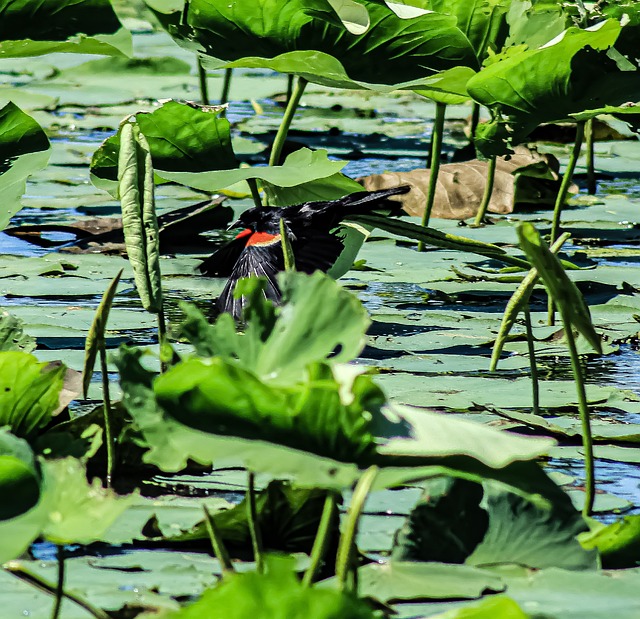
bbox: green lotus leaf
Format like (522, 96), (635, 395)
(91, 100), (238, 198)
(0, 0), (132, 58)
(467, 19), (640, 154)
(0, 102), (50, 232)
(0, 351), (65, 439)
(164, 555), (375, 618)
(466, 480), (595, 569)
(0, 311), (35, 353)
(145, 0), (478, 89)
(0, 431), (46, 563)
(179, 272), (371, 384)
(39, 458), (136, 545)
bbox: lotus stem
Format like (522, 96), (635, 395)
(560, 312), (595, 516)
(470, 102), (480, 145)
(473, 155), (497, 226)
(490, 232), (571, 371)
(548, 121), (585, 325)
(6, 561), (110, 619)
(418, 101), (446, 248)
(158, 307), (167, 374)
(50, 546), (65, 619)
(99, 342), (114, 487)
(269, 75), (307, 167)
(247, 472), (264, 574)
(286, 74), (294, 103)
(585, 118), (596, 195)
(203, 505), (235, 575)
(247, 178), (262, 208)
(524, 306), (540, 415)
(550, 121), (585, 244)
(279, 218), (296, 272)
(335, 466), (378, 594)
(197, 58), (209, 105)
(220, 68), (233, 106)
(302, 492), (338, 587)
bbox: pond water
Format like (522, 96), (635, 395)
(2, 23), (640, 604)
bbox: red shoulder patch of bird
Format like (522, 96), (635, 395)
(244, 231), (282, 247)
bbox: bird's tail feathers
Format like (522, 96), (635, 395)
(340, 185), (410, 216)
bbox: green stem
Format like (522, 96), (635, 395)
(269, 76), (307, 167)
(473, 155), (497, 226)
(302, 492), (338, 587)
(99, 342), (114, 487)
(203, 505), (235, 575)
(158, 306), (167, 373)
(279, 218), (296, 272)
(548, 121), (585, 325)
(247, 178), (262, 209)
(50, 546), (65, 619)
(286, 73), (294, 103)
(335, 466), (378, 594)
(6, 562), (110, 619)
(418, 102), (446, 248)
(197, 58), (209, 105)
(220, 68), (233, 106)
(585, 118), (596, 195)
(247, 472), (264, 574)
(550, 121), (585, 244)
(470, 102), (480, 145)
(524, 306), (540, 416)
(561, 313), (595, 516)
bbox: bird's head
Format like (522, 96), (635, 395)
(229, 207), (275, 232)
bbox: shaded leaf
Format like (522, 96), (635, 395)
(0, 0), (132, 58)
(0, 102), (50, 231)
(0, 311), (35, 353)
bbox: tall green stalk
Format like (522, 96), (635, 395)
(98, 343), (115, 485)
(335, 466), (378, 594)
(585, 118), (596, 195)
(247, 178), (262, 208)
(302, 492), (338, 587)
(197, 58), (209, 105)
(548, 121), (585, 325)
(220, 68), (233, 106)
(269, 75), (307, 167)
(247, 472), (264, 574)
(523, 306), (540, 416)
(203, 505), (235, 575)
(280, 218), (296, 272)
(470, 102), (480, 145)
(562, 317), (595, 516)
(473, 155), (497, 226)
(418, 102), (446, 249)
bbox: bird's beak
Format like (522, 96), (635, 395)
(227, 219), (241, 231)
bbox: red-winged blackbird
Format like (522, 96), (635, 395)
(199, 186), (410, 319)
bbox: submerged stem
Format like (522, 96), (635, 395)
(269, 75), (307, 167)
(418, 102), (446, 248)
(473, 155), (497, 226)
(585, 117), (596, 195)
(99, 342), (114, 487)
(197, 58), (209, 105)
(523, 307), (540, 416)
(561, 314), (595, 516)
(335, 466), (378, 594)
(302, 492), (338, 587)
(247, 472), (264, 574)
(6, 561), (110, 619)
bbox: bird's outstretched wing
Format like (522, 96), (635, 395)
(198, 234), (249, 277)
(216, 245), (283, 319)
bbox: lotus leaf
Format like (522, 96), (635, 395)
(0, 0), (132, 58)
(145, 0), (478, 89)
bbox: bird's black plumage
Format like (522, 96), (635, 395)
(199, 186), (410, 319)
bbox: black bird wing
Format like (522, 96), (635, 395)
(198, 234), (248, 277)
(216, 244), (283, 319)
